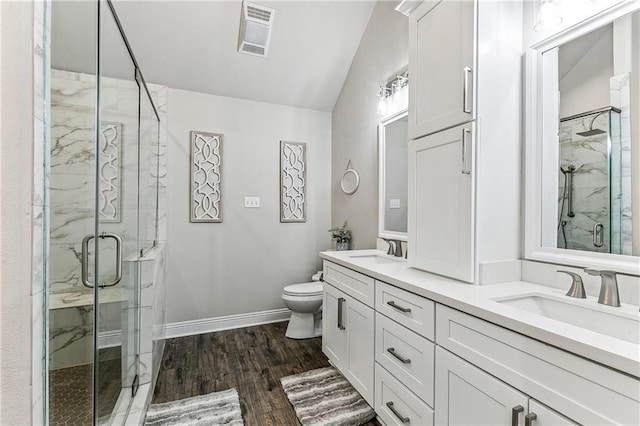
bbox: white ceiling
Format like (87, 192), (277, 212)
(52, 1), (378, 112)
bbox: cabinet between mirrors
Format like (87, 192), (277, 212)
(321, 259), (639, 425)
(407, 0), (523, 283)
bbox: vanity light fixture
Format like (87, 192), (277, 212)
(534, 0), (563, 32)
(395, 0), (422, 16)
(377, 72), (409, 116)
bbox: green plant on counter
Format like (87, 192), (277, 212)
(328, 221), (352, 243)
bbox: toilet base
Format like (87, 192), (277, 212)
(285, 311), (322, 339)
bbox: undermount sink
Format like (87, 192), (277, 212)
(348, 253), (402, 265)
(493, 293), (640, 344)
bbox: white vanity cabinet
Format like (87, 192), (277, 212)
(407, 0), (523, 283)
(435, 305), (640, 425)
(322, 264), (375, 406)
(408, 0), (474, 139)
(407, 123), (474, 282)
(435, 347), (576, 426)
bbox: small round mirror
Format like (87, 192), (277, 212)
(341, 168), (360, 195)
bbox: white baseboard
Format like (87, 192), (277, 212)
(164, 308), (292, 339)
(98, 330), (122, 349)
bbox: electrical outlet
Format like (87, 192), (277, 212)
(244, 196), (261, 208)
(389, 199), (401, 209)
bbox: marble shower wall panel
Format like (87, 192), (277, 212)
(50, 69), (140, 295)
(557, 114), (611, 253)
(610, 74), (633, 255)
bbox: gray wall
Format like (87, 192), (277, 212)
(331, 1), (408, 249)
(166, 88), (331, 323)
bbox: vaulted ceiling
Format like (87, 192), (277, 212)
(52, 1), (378, 112)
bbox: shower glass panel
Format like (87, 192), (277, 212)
(556, 108), (624, 254)
(139, 81), (161, 252)
(95, 3), (140, 422)
(48, 1), (99, 424)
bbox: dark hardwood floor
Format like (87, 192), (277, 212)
(153, 321), (380, 425)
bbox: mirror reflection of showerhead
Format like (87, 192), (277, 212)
(576, 128), (606, 137)
(576, 110), (607, 137)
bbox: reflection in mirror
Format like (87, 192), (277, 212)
(379, 110), (408, 240)
(542, 11), (639, 257)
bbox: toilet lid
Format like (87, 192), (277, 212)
(283, 281), (323, 296)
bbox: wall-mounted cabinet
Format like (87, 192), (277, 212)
(407, 0), (523, 283)
(408, 123), (474, 282)
(408, 0), (474, 139)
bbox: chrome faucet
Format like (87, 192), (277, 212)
(584, 269), (621, 307)
(382, 238), (395, 256)
(557, 270), (586, 299)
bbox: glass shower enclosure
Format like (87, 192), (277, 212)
(47, 0), (160, 423)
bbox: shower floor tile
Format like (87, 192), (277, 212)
(49, 348), (122, 425)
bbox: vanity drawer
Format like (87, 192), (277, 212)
(376, 281), (435, 340)
(436, 304), (640, 425)
(323, 261), (374, 307)
(375, 313), (435, 405)
(375, 362), (434, 426)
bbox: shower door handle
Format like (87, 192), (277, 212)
(461, 128), (471, 174)
(81, 234), (95, 288)
(81, 232), (123, 288)
(593, 223), (604, 248)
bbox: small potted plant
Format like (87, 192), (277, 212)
(329, 221), (352, 251)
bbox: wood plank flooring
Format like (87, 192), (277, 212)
(153, 321), (380, 425)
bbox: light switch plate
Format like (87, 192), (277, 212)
(389, 199), (401, 209)
(244, 196), (261, 208)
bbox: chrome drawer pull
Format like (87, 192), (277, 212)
(386, 401), (410, 423)
(387, 347), (411, 364)
(525, 412), (537, 426)
(511, 405), (524, 426)
(387, 301), (411, 313)
(337, 297), (346, 330)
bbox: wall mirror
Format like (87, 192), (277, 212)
(525, 2), (640, 275)
(378, 110), (408, 241)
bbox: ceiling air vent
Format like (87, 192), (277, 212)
(238, 1), (275, 58)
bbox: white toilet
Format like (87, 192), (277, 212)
(282, 276), (323, 339)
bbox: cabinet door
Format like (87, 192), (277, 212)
(344, 295), (375, 406)
(408, 123), (474, 282)
(409, 0), (474, 139)
(322, 284), (347, 370)
(528, 400), (578, 426)
(435, 347), (529, 426)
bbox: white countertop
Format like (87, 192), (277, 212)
(320, 249), (640, 379)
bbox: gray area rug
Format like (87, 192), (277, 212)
(144, 388), (243, 425)
(281, 367), (375, 426)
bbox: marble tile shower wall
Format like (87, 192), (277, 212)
(557, 112), (631, 255)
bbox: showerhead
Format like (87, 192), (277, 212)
(576, 110), (607, 137)
(576, 128), (606, 137)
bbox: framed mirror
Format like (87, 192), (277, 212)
(525, 2), (640, 275)
(378, 110), (408, 241)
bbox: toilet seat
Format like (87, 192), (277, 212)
(283, 281), (323, 297)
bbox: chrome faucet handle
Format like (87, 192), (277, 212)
(557, 270), (586, 299)
(584, 269), (621, 307)
(382, 238), (395, 256)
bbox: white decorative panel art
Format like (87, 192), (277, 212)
(280, 141), (306, 223)
(190, 131), (222, 223)
(99, 122), (121, 222)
